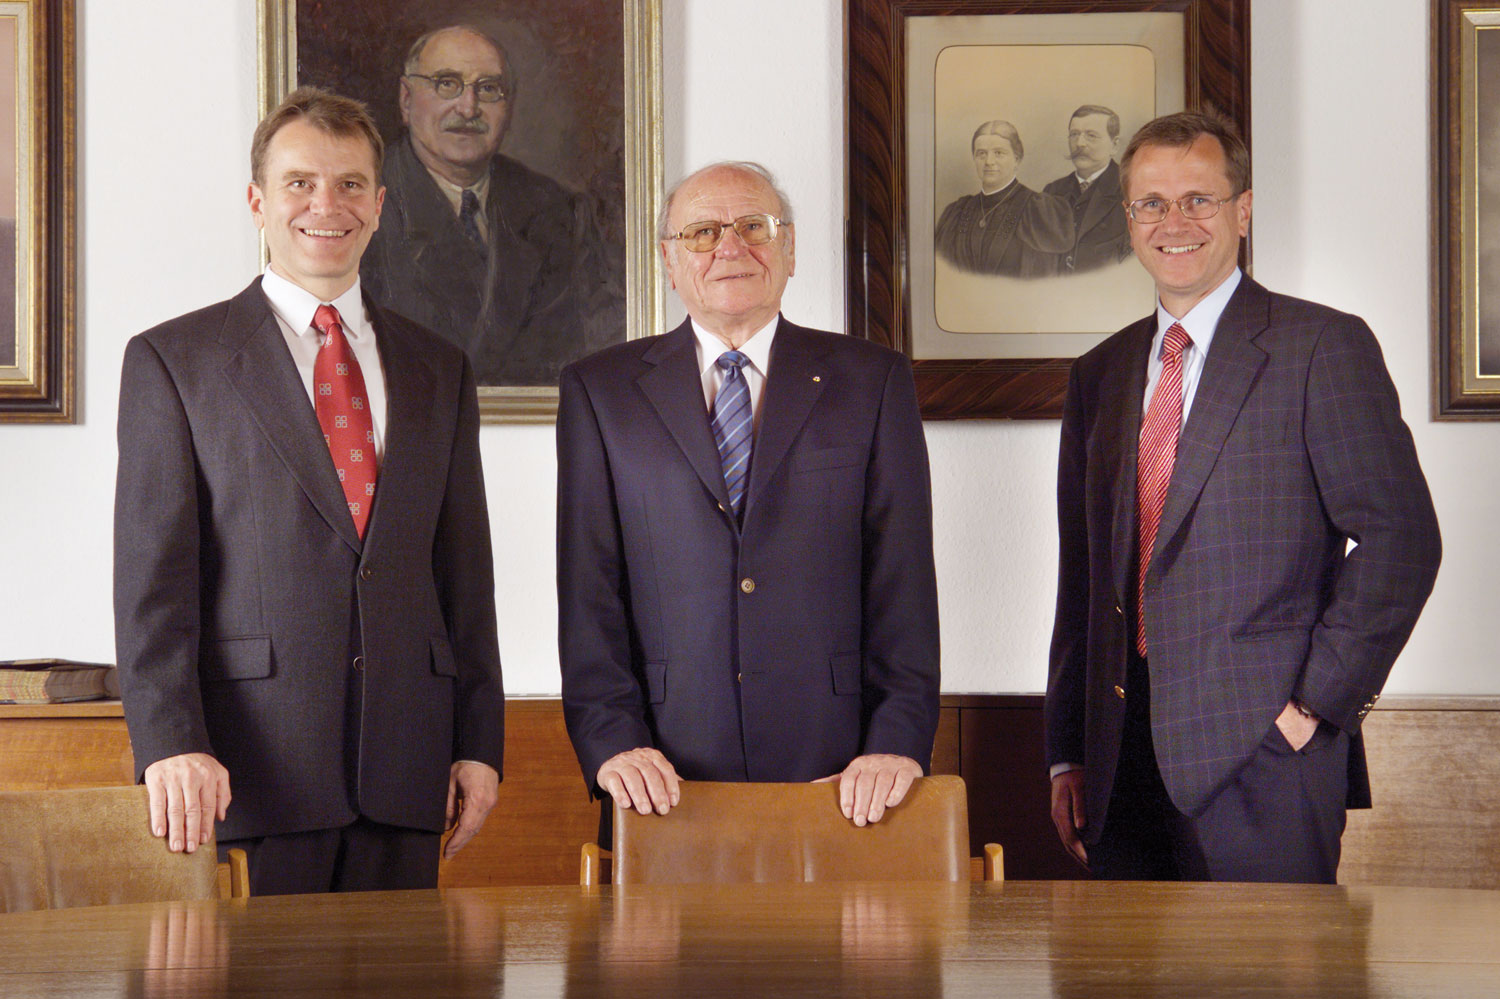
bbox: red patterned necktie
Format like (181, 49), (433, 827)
(312, 304), (378, 539)
(1135, 322), (1192, 656)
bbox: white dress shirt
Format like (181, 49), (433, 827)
(261, 268), (388, 461)
(693, 315), (778, 433)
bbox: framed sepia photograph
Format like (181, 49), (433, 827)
(847, 0), (1250, 419)
(260, 0), (662, 423)
(0, 0), (74, 423)
(1433, 0), (1500, 419)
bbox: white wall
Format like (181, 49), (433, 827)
(0, 0), (1491, 695)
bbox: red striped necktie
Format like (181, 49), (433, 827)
(1135, 322), (1192, 656)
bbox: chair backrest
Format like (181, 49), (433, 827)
(0, 785), (221, 912)
(609, 775), (972, 884)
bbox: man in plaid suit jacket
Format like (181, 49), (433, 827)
(1045, 111), (1441, 882)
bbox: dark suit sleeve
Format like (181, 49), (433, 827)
(113, 335), (214, 777)
(1294, 316), (1441, 732)
(556, 365), (655, 790)
(857, 353), (941, 767)
(431, 356), (506, 772)
(1045, 361), (1090, 768)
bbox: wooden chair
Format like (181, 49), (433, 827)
(579, 775), (1003, 885)
(0, 785), (248, 912)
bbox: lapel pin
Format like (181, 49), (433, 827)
(812, 375), (821, 382)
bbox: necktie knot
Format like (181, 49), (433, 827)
(1162, 322), (1192, 360)
(1077, 179), (1091, 194)
(313, 304), (343, 339)
(716, 350), (749, 373)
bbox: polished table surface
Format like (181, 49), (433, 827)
(2, 879), (1498, 997)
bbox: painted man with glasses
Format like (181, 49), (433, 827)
(557, 162), (940, 829)
(1046, 110), (1440, 882)
(362, 24), (615, 385)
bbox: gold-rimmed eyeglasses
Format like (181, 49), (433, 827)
(1124, 194), (1239, 224)
(404, 73), (510, 103)
(667, 214), (789, 253)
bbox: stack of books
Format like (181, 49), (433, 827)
(0, 659), (119, 704)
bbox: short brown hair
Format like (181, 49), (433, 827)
(250, 86), (384, 187)
(1119, 109), (1249, 198)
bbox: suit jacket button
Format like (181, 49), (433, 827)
(1113, 685), (1126, 699)
(1114, 605), (1123, 616)
(740, 578), (755, 594)
(352, 656), (365, 672)
(360, 566), (374, 580)
(718, 502), (727, 513)
(737, 672), (742, 684)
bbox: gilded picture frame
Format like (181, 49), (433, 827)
(259, 0), (662, 424)
(0, 0), (75, 423)
(846, 0), (1250, 420)
(1433, 0), (1500, 418)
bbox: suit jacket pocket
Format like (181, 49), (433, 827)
(792, 445), (866, 472)
(830, 652), (861, 695)
(430, 637), (458, 677)
(644, 661), (666, 704)
(201, 636), (272, 682)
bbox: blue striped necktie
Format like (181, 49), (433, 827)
(711, 350), (753, 518)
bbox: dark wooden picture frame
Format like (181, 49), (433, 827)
(1433, 1), (1500, 419)
(259, 0), (661, 424)
(847, 0), (1250, 420)
(0, 0), (75, 423)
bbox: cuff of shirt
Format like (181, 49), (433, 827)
(1049, 762), (1082, 780)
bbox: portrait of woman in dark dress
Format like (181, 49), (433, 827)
(935, 120), (1074, 278)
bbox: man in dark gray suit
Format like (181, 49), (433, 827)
(114, 88), (504, 894)
(1045, 111), (1440, 882)
(557, 162), (939, 828)
(1042, 105), (1132, 273)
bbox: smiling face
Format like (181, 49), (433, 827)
(972, 134), (1018, 192)
(1125, 134), (1251, 317)
(1067, 113), (1118, 177)
(399, 27), (511, 187)
(660, 166), (796, 346)
(248, 118), (384, 301)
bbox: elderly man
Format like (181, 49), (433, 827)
(557, 161), (940, 827)
(114, 87), (504, 895)
(1046, 110), (1440, 882)
(361, 24), (616, 385)
(1043, 104), (1133, 273)
(935, 119), (1073, 277)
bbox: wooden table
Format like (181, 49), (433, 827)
(2, 880), (1497, 997)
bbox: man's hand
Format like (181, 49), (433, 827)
(1049, 769), (1088, 868)
(444, 761), (500, 859)
(597, 747), (681, 816)
(820, 754), (922, 827)
(143, 753), (231, 854)
(1275, 700), (1320, 751)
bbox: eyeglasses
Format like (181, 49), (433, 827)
(1124, 194), (1239, 224)
(405, 73), (510, 103)
(667, 214), (789, 253)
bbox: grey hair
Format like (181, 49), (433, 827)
(656, 161), (795, 241)
(403, 24), (511, 79)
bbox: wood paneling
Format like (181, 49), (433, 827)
(6, 695), (1498, 888)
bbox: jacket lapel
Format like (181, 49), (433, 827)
(1077, 161), (1122, 236)
(1154, 278), (1270, 560)
(219, 279), (363, 554)
(360, 301), (437, 552)
(744, 319), (827, 522)
(1107, 318), (1153, 608)
(638, 321), (735, 514)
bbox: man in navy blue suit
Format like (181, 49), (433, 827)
(1046, 111), (1440, 882)
(557, 162), (939, 826)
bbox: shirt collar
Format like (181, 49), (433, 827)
(979, 177), (1018, 197)
(692, 314), (779, 379)
(1076, 162), (1110, 185)
(424, 165), (490, 216)
(1154, 268), (1242, 357)
(261, 267), (371, 341)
